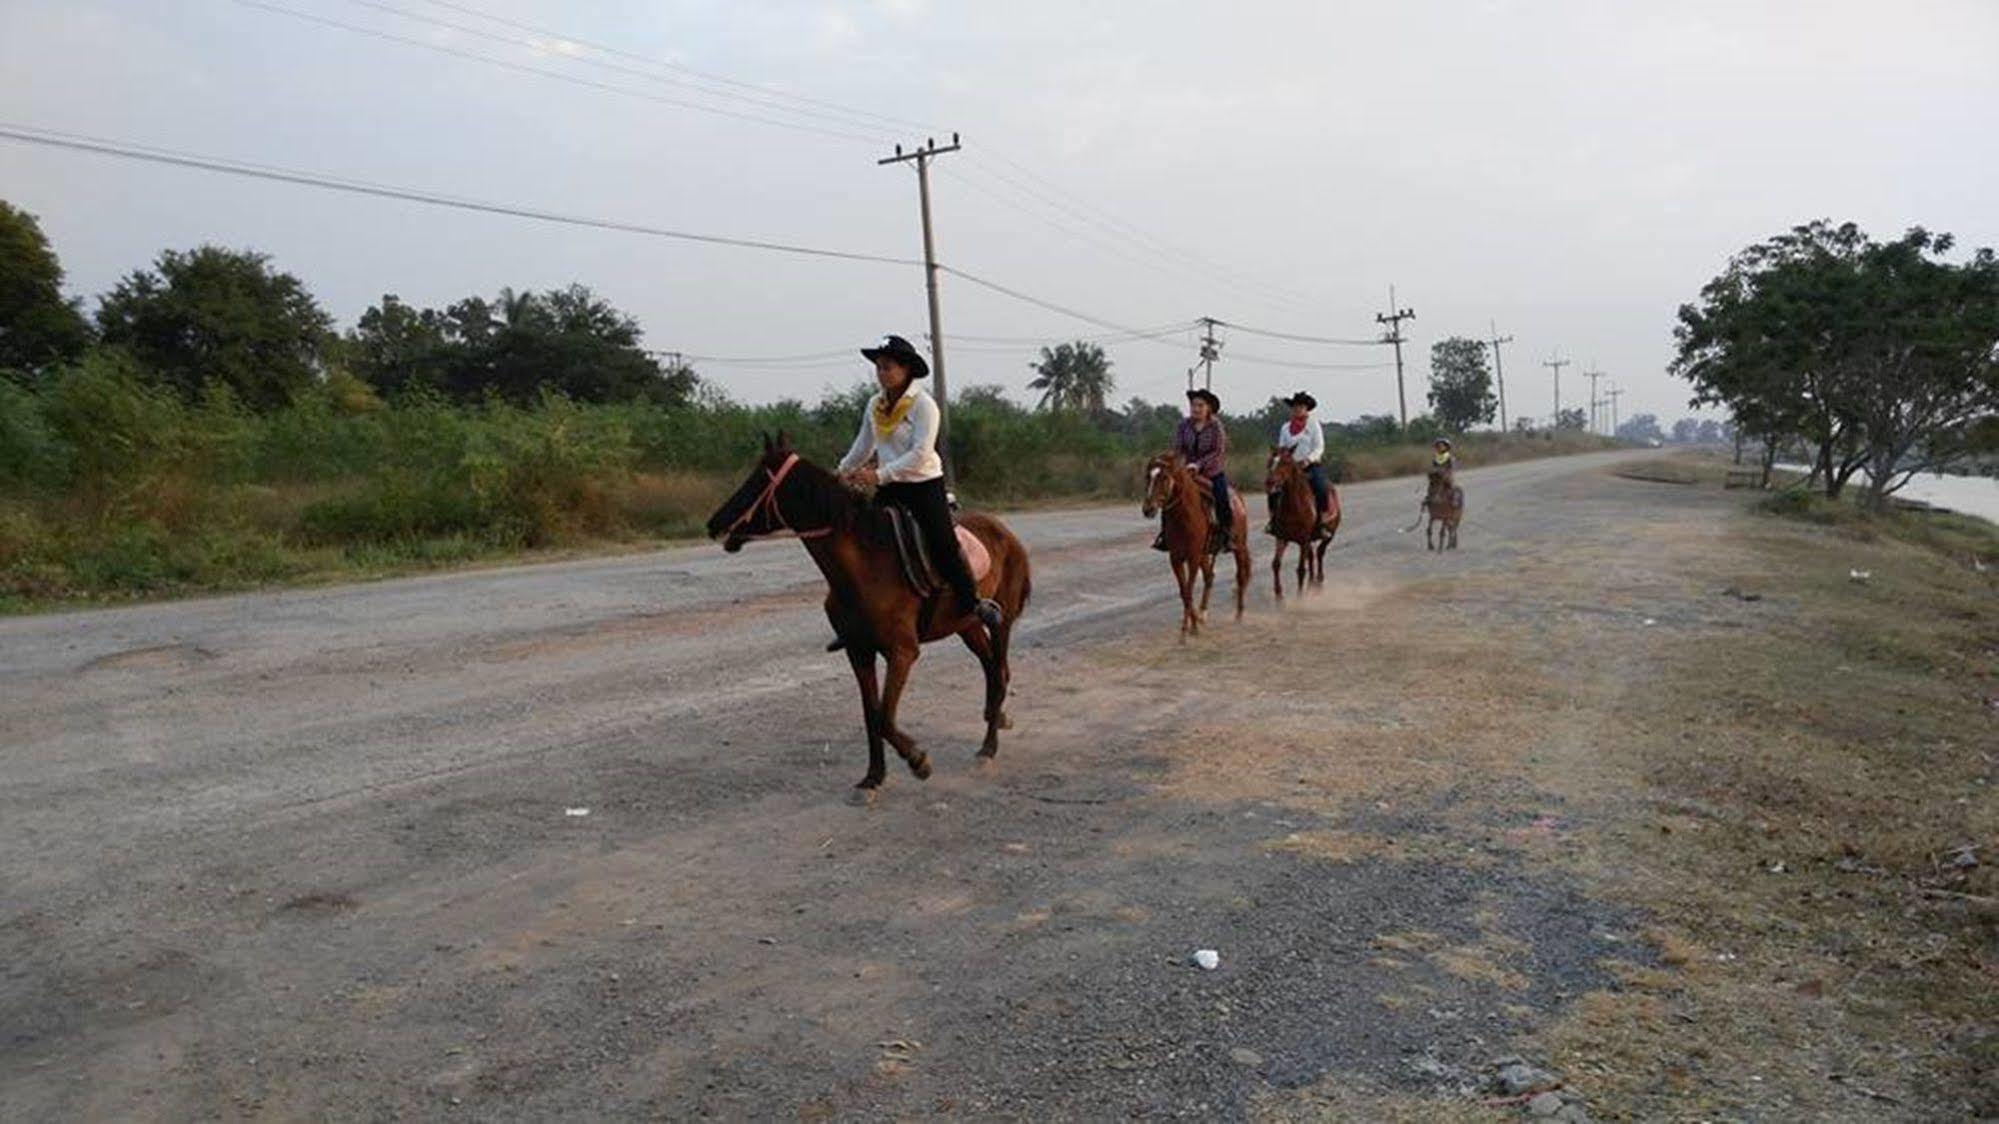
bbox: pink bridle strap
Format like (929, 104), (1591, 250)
(728, 453), (831, 541)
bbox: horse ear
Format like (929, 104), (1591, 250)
(760, 431), (773, 453)
(775, 429), (791, 451)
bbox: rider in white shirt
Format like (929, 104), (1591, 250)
(1268, 391), (1331, 534)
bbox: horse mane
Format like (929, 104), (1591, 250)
(776, 451), (897, 539)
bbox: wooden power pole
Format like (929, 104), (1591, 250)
(1583, 367), (1604, 435)
(1542, 355), (1570, 427)
(1376, 287), (1416, 429)
(879, 133), (962, 490)
(1606, 386), (1625, 437)
(1197, 317), (1222, 390)
(1486, 321), (1513, 433)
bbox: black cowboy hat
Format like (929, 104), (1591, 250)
(1186, 387), (1221, 412)
(860, 333), (929, 378)
(1285, 391), (1317, 410)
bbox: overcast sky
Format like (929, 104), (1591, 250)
(4, 0), (1995, 426)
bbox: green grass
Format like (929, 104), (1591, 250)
(0, 360), (1617, 610)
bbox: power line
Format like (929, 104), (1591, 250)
(1209, 318), (1386, 347)
(333, 0), (1332, 323)
(408, 0), (940, 134)
(229, 0), (883, 144)
(1226, 350), (1398, 372)
(0, 123), (923, 267)
(337, 0), (901, 140)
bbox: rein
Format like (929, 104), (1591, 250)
(729, 453), (833, 541)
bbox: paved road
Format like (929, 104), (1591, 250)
(0, 450), (1649, 1120)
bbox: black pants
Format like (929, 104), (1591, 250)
(877, 477), (980, 606)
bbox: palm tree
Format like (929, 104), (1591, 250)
(1028, 341), (1115, 413)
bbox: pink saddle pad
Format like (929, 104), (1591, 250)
(956, 526), (992, 584)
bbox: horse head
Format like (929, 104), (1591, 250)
(1265, 445), (1300, 496)
(707, 431), (799, 552)
(1141, 452), (1185, 519)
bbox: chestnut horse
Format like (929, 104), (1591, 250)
(1264, 446), (1340, 598)
(705, 434), (1032, 792)
(1423, 468), (1464, 550)
(1142, 452), (1250, 637)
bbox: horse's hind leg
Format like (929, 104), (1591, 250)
(1234, 546), (1250, 620)
(960, 625), (1005, 759)
(845, 647), (888, 789)
(878, 644), (930, 779)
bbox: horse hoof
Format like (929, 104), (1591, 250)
(847, 785), (880, 806)
(909, 754), (932, 780)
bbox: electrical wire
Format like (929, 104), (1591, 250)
(337, 0), (901, 141)
(1210, 318), (1387, 347)
(0, 123), (923, 267)
(229, 0), (884, 144)
(409, 0), (941, 134)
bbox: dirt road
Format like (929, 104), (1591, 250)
(3, 450), (1986, 1120)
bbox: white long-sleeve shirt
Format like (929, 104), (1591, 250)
(838, 386), (945, 484)
(1275, 415), (1325, 465)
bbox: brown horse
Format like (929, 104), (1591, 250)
(1423, 468), (1464, 550)
(705, 434), (1032, 792)
(1142, 452), (1250, 637)
(1263, 446), (1340, 598)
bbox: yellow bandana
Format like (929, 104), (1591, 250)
(872, 392), (916, 439)
(1432, 451), (1454, 467)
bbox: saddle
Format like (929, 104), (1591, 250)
(881, 505), (992, 598)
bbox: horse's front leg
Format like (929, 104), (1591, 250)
(877, 642), (929, 779)
(1173, 556), (1198, 638)
(845, 646), (888, 789)
(1270, 539), (1287, 601)
(1197, 554), (1216, 617)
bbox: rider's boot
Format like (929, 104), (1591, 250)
(974, 597), (1004, 629)
(1151, 530), (1169, 551)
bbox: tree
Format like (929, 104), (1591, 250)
(1696, 418), (1725, 443)
(1670, 418), (1702, 443)
(1616, 413), (1664, 443)
(348, 285), (685, 405)
(1512, 416), (1538, 435)
(1426, 336), (1496, 431)
(1674, 220), (1999, 506)
(1027, 341), (1114, 413)
(96, 246), (332, 410)
(1556, 407), (1587, 430)
(0, 200), (92, 376)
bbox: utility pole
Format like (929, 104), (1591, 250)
(879, 133), (962, 490)
(1582, 367), (1604, 435)
(1542, 355), (1570, 428)
(1376, 286), (1416, 429)
(1606, 386), (1625, 437)
(1197, 317), (1222, 390)
(1486, 320), (1513, 433)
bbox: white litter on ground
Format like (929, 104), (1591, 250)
(564, 807), (591, 817)
(1192, 949), (1220, 970)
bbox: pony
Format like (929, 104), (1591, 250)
(1423, 468), (1464, 550)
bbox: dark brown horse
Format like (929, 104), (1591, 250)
(1423, 468), (1464, 550)
(1142, 452), (1249, 638)
(706, 434), (1031, 792)
(1263, 446), (1340, 598)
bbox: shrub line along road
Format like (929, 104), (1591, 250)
(2, 450), (1654, 1119)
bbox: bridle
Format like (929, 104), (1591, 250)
(1145, 461), (1186, 512)
(725, 453), (832, 542)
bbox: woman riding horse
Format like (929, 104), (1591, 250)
(838, 334), (1004, 631)
(1267, 390), (1331, 537)
(1154, 387), (1234, 554)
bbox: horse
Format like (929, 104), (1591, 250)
(1423, 468), (1464, 551)
(1141, 452), (1250, 638)
(705, 434), (1032, 793)
(1264, 447), (1339, 598)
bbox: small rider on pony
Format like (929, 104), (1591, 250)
(1267, 390), (1332, 537)
(1154, 386), (1236, 554)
